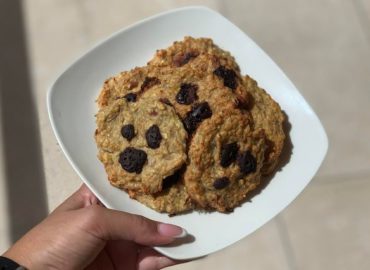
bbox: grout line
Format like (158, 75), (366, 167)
(274, 216), (299, 270)
(351, 0), (370, 46)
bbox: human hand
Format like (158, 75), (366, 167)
(3, 184), (186, 270)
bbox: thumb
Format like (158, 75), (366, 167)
(83, 205), (186, 246)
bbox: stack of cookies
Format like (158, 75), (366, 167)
(95, 37), (285, 215)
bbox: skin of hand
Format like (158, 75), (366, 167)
(2, 184), (187, 270)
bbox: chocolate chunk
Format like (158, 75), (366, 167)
(173, 51), (199, 67)
(183, 102), (212, 133)
(119, 147), (147, 173)
(237, 151), (257, 175)
(220, 142), (239, 167)
(140, 76), (160, 92)
(145, 125), (162, 149)
(121, 124), (135, 141)
(213, 177), (230, 190)
(213, 66), (238, 90)
(124, 93), (137, 102)
(176, 83), (198, 105)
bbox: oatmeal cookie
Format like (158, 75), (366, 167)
(97, 53), (248, 113)
(148, 36), (240, 72)
(95, 97), (187, 194)
(97, 53), (249, 134)
(128, 168), (193, 215)
(184, 108), (266, 212)
(242, 75), (285, 175)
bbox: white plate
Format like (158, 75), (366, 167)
(47, 6), (328, 260)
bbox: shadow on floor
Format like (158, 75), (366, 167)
(0, 0), (48, 243)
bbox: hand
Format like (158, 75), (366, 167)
(3, 185), (186, 270)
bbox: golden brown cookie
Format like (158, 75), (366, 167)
(95, 36), (286, 215)
(242, 75), (285, 175)
(97, 53), (249, 134)
(147, 37), (249, 107)
(97, 53), (248, 112)
(95, 97), (187, 194)
(128, 169), (193, 215)
(97, 65), (163, 108)
(184, 108), (266, 212)
(148, 36), (240, 72)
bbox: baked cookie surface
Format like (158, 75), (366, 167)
(97, 52), (250, 133)
(95, 97), (187, 194)
(242, 75), (285, 175)
(128, 169), (193, 215)
(148, 36), (240, 72)
(184, 108), (266, 212)
(97, 41), (249, 115)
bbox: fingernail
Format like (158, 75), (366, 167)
(158, 223), (187, 238)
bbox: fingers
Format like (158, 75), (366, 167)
(137, 248), (180, 270)
(84, 206), (186, 246)
(53, 184), (99, 213)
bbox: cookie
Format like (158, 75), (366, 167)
(184, 108), (266, 212)
(97, 65), (162, 108)
(128, 168), (193, 215)
(148, 36), (240, 72)
(97, 53), (249, 134)
(147, 37), (249, 108)
(95, 36), (286, 215)
(98, 53), (248, 109)
(95, 97), (187, 194)
(141, 54), (246, 133)
(242, 75), (285, 175)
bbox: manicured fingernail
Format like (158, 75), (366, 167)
(158, 223), (187, 238)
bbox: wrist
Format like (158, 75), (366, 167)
(3, 248), (32, 270)
(0, 255), (27, 270)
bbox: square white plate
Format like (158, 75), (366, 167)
(47, 6), (328, 260)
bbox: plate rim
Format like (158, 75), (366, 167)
(47, 5), (329, 260)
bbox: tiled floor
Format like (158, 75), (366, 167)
(0, 0), (369, 269)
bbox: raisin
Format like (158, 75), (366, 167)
(183, 116), (197, 133)
(173, 51), (199, 67)
(140, 76), (160, 92)
(119, 147), (147, 173)
(220, 142), (239, 167)
(128, 80), (138, 89)
(176, 83), (198, 105)
(149, 110), (158, 116)
(124, 93), (137, 102)
(237, 151), (257, 175)
(213, 177), (230, 189)
(213, 66), (238, 90)
(183, 102), (212, 133)
(234, 95), (249, 109)
(121, 124), (135, 141)
(145, 125), (162, 149)
(191, 102), (212, 121)
(159, 98), (172, 106)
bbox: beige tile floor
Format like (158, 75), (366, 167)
(0, 0), (369, 269)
